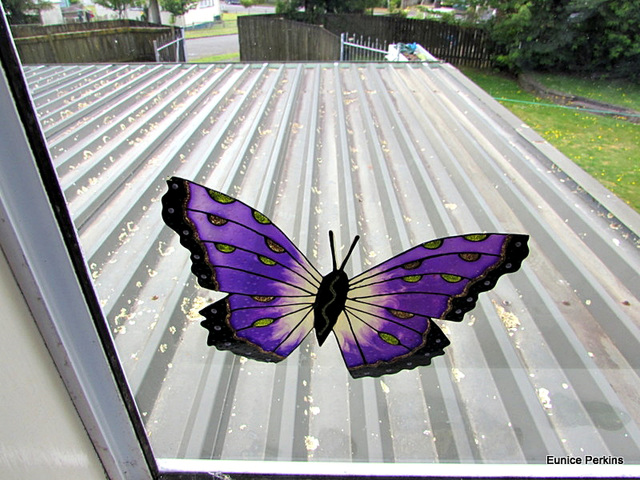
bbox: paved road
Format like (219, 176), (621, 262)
(185, 6), (275, 61)
(186, 34), (239, 61)
(221, 4), (274, 14)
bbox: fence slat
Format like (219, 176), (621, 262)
(239, 16), (341, 62)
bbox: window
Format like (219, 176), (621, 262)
(2, 7), (639, 479)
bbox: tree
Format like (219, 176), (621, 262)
(479, 0), (640, 79)
(276, 0), (381, 19)
(568, 0), (640, 79)
(2, 0), (53, 24)
(275, 0), (300, 16)
(240, 0), (256, 11)
(160, 0), (198, 23)
(94, 0), (137, 18)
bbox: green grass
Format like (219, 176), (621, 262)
(462, 68), (640, 212)
(192, 52), (240, 62)
(529, 72), (640, 111)
(185, 12), (240, 38)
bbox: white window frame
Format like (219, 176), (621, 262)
(0, 12), (155, 480)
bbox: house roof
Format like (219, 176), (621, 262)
(24, 61), (640, 469)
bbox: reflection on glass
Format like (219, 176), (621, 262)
(24, 62), (640, 469)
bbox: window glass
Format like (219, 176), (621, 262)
(11, 18), (640, 476)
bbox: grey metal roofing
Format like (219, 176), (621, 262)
(24, 62), (640, 468)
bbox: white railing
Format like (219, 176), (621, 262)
(340, 33), (391, 61)
(340, 33), (439, 62)
(386, 42), (440, 62)
(154, 29), (186, 62)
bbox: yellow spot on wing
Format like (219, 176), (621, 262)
(403, 274), (422, 283)
(216, 243), (235, 253)
(252, 318), (275, 327)
(441, 274), (463, 283)
(209, 190), (235, 204)
(379, 332), (400, 345)
(423, 239), (442, 249)
(464, 234), (488, 242)
(259, 255), (277, 266)
(252, 210), (271, 224)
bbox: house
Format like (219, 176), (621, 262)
(34, 0), (222, 26)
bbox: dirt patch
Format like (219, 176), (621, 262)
(518, 73), (640, 124)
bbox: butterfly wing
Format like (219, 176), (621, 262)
(162, 177), (321, 362)
(337, 234), (529, 378)
(198, 294), (315, 362)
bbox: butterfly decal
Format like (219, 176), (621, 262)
(162, 177), (529, 378)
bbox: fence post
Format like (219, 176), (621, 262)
(340, 32), (345, 61)
(153, 39), (160, 62)
(177, 27), (185, 62)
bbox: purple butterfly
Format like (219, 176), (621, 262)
(162, 177), (529, 378)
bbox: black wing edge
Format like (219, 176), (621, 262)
(443, 234), (529, 322)
(347, 322), (450, 379)
(199, 297), (285, 363)
(161, 177), (219, 291)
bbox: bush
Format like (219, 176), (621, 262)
(487, 0), (640, 80)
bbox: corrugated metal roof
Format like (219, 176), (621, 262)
(24, 62), (640, 467)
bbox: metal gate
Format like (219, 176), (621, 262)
(340, 33), (399, 61)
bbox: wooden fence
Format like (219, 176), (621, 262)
(323, 14), (494, 68)
(239, 14), (495, 68)
(12, 20), (181, 64)
(239, 16), (340, 62)
(10, 19), (155, 37)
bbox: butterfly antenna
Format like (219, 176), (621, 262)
(329, 230), (338, 272)
(339, 235), (360, 271)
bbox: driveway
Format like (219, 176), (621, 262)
(186, 34), (239, 61)
(185, 5), (275, 61)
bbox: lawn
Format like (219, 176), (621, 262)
(192, 52), (240, 62)
(462, 68), (640, 213)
